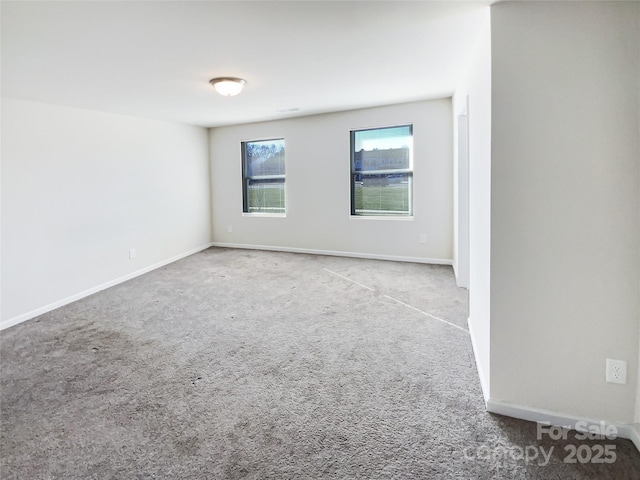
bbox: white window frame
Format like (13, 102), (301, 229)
(350, 125), (414, 218)
(241, 138), (286, 216)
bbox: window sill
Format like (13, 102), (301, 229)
(242, 212), (287, 218)
(349, 215), (414, 221)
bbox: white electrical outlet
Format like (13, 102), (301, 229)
(129, 248), (137, 259)
(605, 359), (627, 384)
(419, 234), (427, 244)
(227, 226), (233, 233)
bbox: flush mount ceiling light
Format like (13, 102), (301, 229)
(209, 77), (247, 96)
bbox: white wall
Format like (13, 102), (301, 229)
(453, 10), (492, 400)
(1, 99), (212, 327)
(490, 1), (639, 424)
(636, 91), (640, 442)
(452, 108), (469, 289)
(210, 100), (453, 262)
(636, 333), (640, 434)
(636, 274), (640, 439)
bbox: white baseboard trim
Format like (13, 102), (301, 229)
(210, 242), (453, 266)
(0, 242), (214, 331)
(467, 316), (490, 404)
(487, 398), (639, 451)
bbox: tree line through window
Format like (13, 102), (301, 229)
(241, 139), (286, 214)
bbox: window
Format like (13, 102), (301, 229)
(350, 125), (413, 216)
(241, 138), (286, 214)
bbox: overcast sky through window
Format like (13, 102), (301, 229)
(355, 126), (411, 151)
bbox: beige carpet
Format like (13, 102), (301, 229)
(1, 247), (639, 479)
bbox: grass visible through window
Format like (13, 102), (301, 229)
(247, 183), (285, 213)
(354, 178), (410, 215)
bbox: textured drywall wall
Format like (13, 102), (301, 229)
(209, 99), (453, 262)
(1, 99), (212, 325)
(453, 8), (492, 399)
(490, 1), (640, 423)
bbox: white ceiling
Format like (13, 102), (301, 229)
(1, 1), (490, 127)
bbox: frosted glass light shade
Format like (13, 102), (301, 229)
(210, 77), (247, 96)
